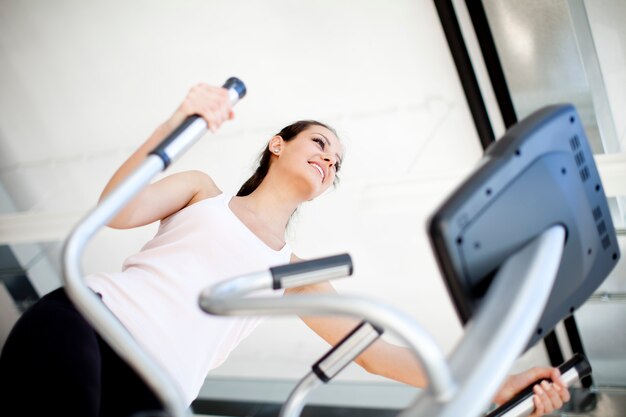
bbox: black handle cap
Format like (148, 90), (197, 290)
(223, 77), (246, 100)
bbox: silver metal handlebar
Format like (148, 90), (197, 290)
(198, 254), (459, 402)
(62, 78), (246, 417)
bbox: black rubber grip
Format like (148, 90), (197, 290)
(270, 253), (353, 290)
(485, 353), (591, 417)
(223, 76), (247, 100)
(149, 115), (201, 168)
(312, 361), (332, 383)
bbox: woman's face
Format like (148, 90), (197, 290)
(273, 125), (343, 200)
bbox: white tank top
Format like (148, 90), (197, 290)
(86, 192), (291, 404)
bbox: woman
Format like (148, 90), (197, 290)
(0, 83), (569, 417)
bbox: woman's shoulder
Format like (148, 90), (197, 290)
(185, 170), (222, 205)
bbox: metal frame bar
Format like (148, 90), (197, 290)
(200, 226), (565, 417)
(62, 155), (188, 416)
(402, 226), (565, 417)
(62, 79), (244, 417)
(200, 281), (457, 402)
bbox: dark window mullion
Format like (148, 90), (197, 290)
(434, 0), (496, 149)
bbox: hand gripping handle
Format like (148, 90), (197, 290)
(149, 77), (246, 168)
(485, 354), (591, 417)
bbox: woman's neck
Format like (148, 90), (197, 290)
(235, 180), (303, 235)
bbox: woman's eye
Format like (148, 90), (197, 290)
(313, 137), (325, 149)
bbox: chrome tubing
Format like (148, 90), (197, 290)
(279, 321), (382, 417)
(62, 78), (246, 417)
(401, 226), (566, 417)
(200, 226), (564, 417)
(279, 372), (322, 417)
(199, 259), (458, 402)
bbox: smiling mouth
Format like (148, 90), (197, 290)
(309, 163), (325, 182)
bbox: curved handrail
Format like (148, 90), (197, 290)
(62, 78), (245, 417)
(198, 256), (458, 402)
(199, 226), (565, 417)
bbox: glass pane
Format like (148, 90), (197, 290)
(483, 0), (603, 152)
(483, 0), (626, 224)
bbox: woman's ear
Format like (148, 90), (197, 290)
(268, 135), (283, 155)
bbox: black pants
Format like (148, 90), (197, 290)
(0, 288), (163, 417)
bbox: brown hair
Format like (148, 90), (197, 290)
(237, 120), (340, 196)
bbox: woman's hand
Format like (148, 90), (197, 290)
(165, 83), (234, 134)
(494, 367), (570, 416)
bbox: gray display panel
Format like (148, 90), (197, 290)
(428, 104), (620, 348)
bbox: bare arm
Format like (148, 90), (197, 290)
(284, 281), (428, 388)
(100, 84), (233, 229)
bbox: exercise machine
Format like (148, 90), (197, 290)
(198, 104), (620, 417)
(63, 78), (619, 416)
